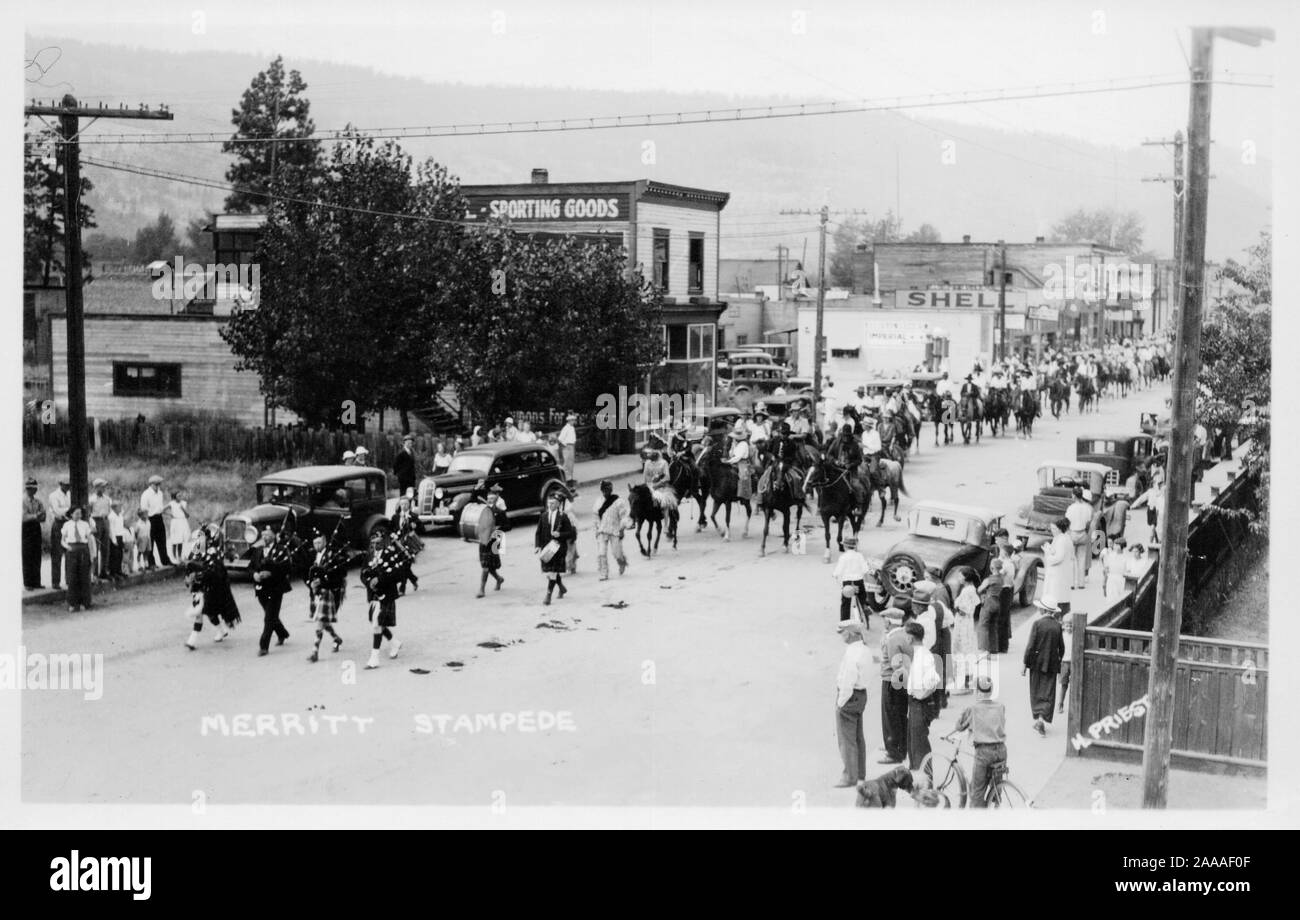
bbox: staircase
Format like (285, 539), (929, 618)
(409, 387), (465, 436)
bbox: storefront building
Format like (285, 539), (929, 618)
(460, 170), (730, 405)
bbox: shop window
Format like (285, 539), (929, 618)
(665, 325), (688, 360)
(113, 362), (182, 398)
(831, 348), (860, 359)
(688, 234), (704, 294)
(736, 334), (748, 346)
(653, 229), (670, 291)
(687, 323), (715, 360)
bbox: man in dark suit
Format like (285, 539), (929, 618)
(1023, 597), (1066, 735)
(535, 492), (576, 606)
(250, 523), (294, 656)
(393, 435), (418, 498)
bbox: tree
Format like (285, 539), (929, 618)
(829, 212), (941, 290)
(1050, 208), (1145, 256)
(828, 218), (865, 288)
(84, 233), (132, 264)
(24, 125), (96, 285)
(903, 223), (942, 243)
(221, 133), (465, 429)
(1197, 231), (1270, 532)
(222, 56), (322, 213)
(435, 225), (664, 424)
(183, 213), (215, 261)
(131, 212), (179, 264)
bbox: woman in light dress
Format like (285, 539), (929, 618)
(167, 489), (192, 564)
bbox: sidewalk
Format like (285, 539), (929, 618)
(1033, 756), (1266, 809)
(571, 454), (643, 491)
(23, 558), (184, 608)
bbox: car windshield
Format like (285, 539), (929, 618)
(1038, 467), (1104, 491)
(911, 509), (983, 544)
(258, 483), (311, 506)
(447, 454), (494, 475)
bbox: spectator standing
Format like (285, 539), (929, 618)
(433, 441), (452, 474)
(904, 620), (942, 769)
(89, 479), (113, 578)
(951, 568), (980, 694)
(131, 510), (152, 573)
(470, 426), (484, 447)
(61, 506), (94, 611)
(1065, 488), (1094, 588)
(167, 490), (192, 563)
(558, 413), (578, 484)
(1042, 517), (1073, 613)
(393, 434), (418, 497)
(878, 608), (914, 764)
(834, 619), (871, 787)
(140, 475), (170, 567)
(22, 477), (46, 589)
(48, 479), (71, 589)
(1101, 537), (1128, 599)
(1022, 597), (1066, 736)
(831, 534), (871, 623)
(503, 418), (519, 441)
(107, 501), (128, 581)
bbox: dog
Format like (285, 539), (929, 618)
(855, 765), (915, 808)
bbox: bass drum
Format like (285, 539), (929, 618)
(458, 502), (496, 545)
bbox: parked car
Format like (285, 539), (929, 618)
(415, 442), (572, 531)
(1012, 460), (1109, 554)
(1076, 434), (1154, 499)
(222, 465), (392, 570)
(866, 500), (1038, 609)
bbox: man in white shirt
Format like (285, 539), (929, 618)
(821, 381), (841, 429)
(832, 534), (872, 623)
(557, 413), (578, 484)
(861, 416), (883, 461)
(935, 373), (953, 399)
(904, 620), (942, 769)
(1065, 488), (1095, 588)
(48, 479), (71, 589)
(834, 619), (871, 786)
(139, 477), (169, 567)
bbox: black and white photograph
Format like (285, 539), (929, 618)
(5, 0), (1298, 841)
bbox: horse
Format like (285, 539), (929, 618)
(877, 414), (910, 467)
(1049, 377), (1071, 419)
(930, 392), (958, 445)
(958, 391), (983, 445)
(668, 452), (707, 532)
(756, 460), (806, 556)
(1076, 374), (1097, 414)
(700, 440), (752, 541)
(1014, 388), (1040, 439)
(628, 483), (678, 556)
(983, 387), (1008, 437)
(860, 456), (908, 526)
(804, 458), (863, 561)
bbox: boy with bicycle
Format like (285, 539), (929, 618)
(954, 675), (1007, 808)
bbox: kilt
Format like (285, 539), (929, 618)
(368, 598), (396, 628)
(540, 543), (569, 574)
(479, 542), (501, 572)
(312, 588), (341, 624)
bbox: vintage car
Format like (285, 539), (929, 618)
(866, 500), (1038, 609)
(415, 441), (572, 530)
(1076, 434), (1154, 498)
(722, 365), (791, 404)
(785, 376), (814, 395)
(845, 378), (910, 416)
(221, 466), (393, 570)
(752, 393), (812, 426)
(909, 372), (945, 420)
(1013, 460), (1109, 553)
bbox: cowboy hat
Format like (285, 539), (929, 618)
(147, 474), (164, 485)
(402, 434), (415, 443)
(837, 619), (867, 636)
(1034, 597), (1062, 613)
(729, 429), (749, 440)
(910, 580), (936, 606)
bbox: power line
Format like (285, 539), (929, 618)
(57, 75), (1270, 147)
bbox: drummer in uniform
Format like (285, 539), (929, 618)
(475, 483), (510, 598)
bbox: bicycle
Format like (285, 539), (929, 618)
(919, 731), (1032, 808)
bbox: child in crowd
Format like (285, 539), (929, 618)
(107, 500), (128, 581)
(131, 509), (153, 573)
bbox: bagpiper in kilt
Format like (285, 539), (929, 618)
(475, 483), (510, 598)
(183, 525), (242, 650)
(360, 529), (405, 669)
(307, 521), (349, 662)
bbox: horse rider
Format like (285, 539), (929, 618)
(840, 403), (862, 438)
(988, 365), (1009, 395)
(760, 420), (803, 500)
(970, 363), (988, 394)
(935, 371), (954, 399)
(861, 414), (884, 473)
(722, 423), (754, 502)
(827, 420), (863, 472)
(749, 407), (771, 455)
(643, 448), (670, 490)
(787, 403), (812, 440)
(853, 385), (871, 416)
(668, 418), (693, 466)
(884, 386), (903, 418)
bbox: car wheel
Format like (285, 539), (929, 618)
(1018, 563), (1040, 608)
(880, 553), (927, 597)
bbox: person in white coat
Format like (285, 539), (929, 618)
(1042, 517), (1074, 614)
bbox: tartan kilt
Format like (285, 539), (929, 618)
(479, 542), (501, 572)
(312, 588), (341, 624)
(368, 597), (396, 628)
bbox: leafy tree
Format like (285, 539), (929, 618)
(183, 213), (215, 261)
(828, 218), (865, 288)
(829, 212), (942, 290)
(131, 212), (179, 264)
(221, 133), (464, 430)
(1050, 208), (1145, 256)
(222, 56), (322, 213)
(84, 233), (132, 264)
(903, 223), (942, 243)
(435, 225), (664, 424)
(24, 125), (96, 285)
(1197, 230), (1270, 532)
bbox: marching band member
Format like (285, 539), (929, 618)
(251, 519), (295, 657)
(535, 492), (576, 606)
(307, 526), (348, 662)
(476, 484), (510, 598)
(592, 480), (632, 581)
(184, 525), (241, 650)
(361, 530), (404, 668)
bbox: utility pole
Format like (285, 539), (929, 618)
(997, 241), (1008, 362)
(1142, 132), (1186, 335)
(25, 95), (173, 509)
(780, 206), (871, 431)
(1140, 25), (1272, 809)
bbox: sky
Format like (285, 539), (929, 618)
(21, 0), (1285, 150)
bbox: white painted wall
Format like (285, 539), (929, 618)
(636, 202), (718, 300)
(796, 306), (995, 384)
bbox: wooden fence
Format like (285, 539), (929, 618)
(1066, 616), (1267, 772)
